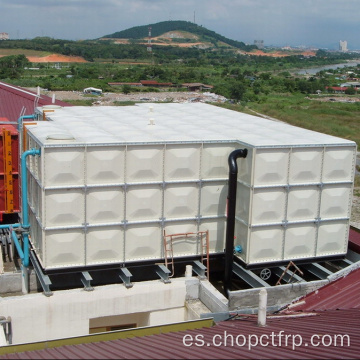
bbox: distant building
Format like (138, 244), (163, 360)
(254, 40), (264, 49)
(83, 87), (102, 95)
(340, 81), (360, 88)
(0, 32), (9, 40)
(181, 83), (214, 91)
(339, 40), (348, 52)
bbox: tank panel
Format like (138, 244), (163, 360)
(24, 104), (356, 269)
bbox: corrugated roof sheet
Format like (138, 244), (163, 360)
(284, 267), (360, 312)
(1, 309), (359, 359)
(0, 81), (72, 122)
(349, 226), (360, 253)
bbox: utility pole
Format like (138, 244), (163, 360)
(147, 26), (153, 65)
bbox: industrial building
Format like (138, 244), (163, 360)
(0, 85), (358, 357)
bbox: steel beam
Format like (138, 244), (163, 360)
(118, 267), (133, 288)
(29, 250), (52, 297)
(303, 263), (333, 279)
(192, 260), (207, 279)
(232, 262), (270, 288)
(81, 271), (94, 291)
(156, 264), (171, 284)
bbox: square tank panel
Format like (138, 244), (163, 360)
(25, 103), (356, 270)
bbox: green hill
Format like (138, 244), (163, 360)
(102, 20), (256, 51)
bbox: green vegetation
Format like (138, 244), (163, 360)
(0, 22), (359, 148)
(216, 94), (360, 147)
(0, 54), (30, 78)
(104, 20), (257, 51)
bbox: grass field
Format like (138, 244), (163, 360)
(0, 49), (52, 57)
(219, 93), (360, 148)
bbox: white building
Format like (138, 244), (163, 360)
(0, 33), (9, 40)
(339, 40), (348, 52)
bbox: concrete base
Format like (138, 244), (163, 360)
(0, 270), (38, 296)
(186, 299), (211, 320)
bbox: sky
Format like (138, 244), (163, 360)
(1, 0), (360, 50)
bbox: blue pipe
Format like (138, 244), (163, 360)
(0, 224), (20, 229)
(17, 115), (36, 132)
(11, 230), (24, 262)
(20, 148), (41, 267)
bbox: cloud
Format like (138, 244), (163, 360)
(0, 0), (359, 48)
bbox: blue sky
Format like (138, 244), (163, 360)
(1, 0), (359, 50)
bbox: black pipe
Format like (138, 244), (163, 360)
(224, 148), (248, 297)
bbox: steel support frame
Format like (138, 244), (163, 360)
(29, 250), (52, 296)
(232, 262), (270, 288)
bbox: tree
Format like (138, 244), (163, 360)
(230, 81), (247, 101)
(0, 54), (30, 78)
(122, 84), (131, 94)
(345, 86), (356, 95)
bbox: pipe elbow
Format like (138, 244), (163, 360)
(228, 148), (248, 173)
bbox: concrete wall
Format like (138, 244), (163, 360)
(0, 277), (194, 345)
(0, 271), (37, 295)
(228, 258), (360, 311)
(228, 280), (328, 311)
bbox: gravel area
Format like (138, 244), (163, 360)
(43, 90), (228, 105)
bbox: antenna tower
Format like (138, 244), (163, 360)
(147, 26), (152, 53)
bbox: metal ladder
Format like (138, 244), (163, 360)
(276, 260), (303, 285)
(163, 230), (210, 279)
(2, 129), (14, 215)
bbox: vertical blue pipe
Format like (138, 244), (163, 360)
(21, 148), (41, 267)
(11, 230), (24, 262)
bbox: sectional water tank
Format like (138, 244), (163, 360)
(25, 103), (356, 270)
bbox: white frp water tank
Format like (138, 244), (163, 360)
(25, 103), (356, 270)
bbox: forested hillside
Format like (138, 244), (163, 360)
(103, 20), (257, 51)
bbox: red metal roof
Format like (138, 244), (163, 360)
(0, 118), (15, 131)
(284, 267), (360, 312)
(326, 86), (348, 91)
(0, 81), (72, 123)
(349, 226), (360, 253)
(1, 309), (359, 359)
(140, 80), (173, 86)
(108, 82), (142, 86)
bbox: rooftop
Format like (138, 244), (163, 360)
(0, 82), (72, 123)
(0, 309), (358, 359)
(32, 103), (356, 147)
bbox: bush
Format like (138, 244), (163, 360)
(345, 87), (356, 95)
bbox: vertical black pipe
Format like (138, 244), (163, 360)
(224, 148), (248, 296)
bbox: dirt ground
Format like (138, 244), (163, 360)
(27, 54), (87, 63)
(42, 89), (228, 104)
(0, 54), (88, 63)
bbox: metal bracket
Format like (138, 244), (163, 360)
(232, 262), (270, 288)
(118, 267), (133, 288)
(156, 264), (171, 284)
(80, 271), (94, 291)
(0, 316), (12, 344)
(29, 250), (52, 297)
(192, 260), (207, 280)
